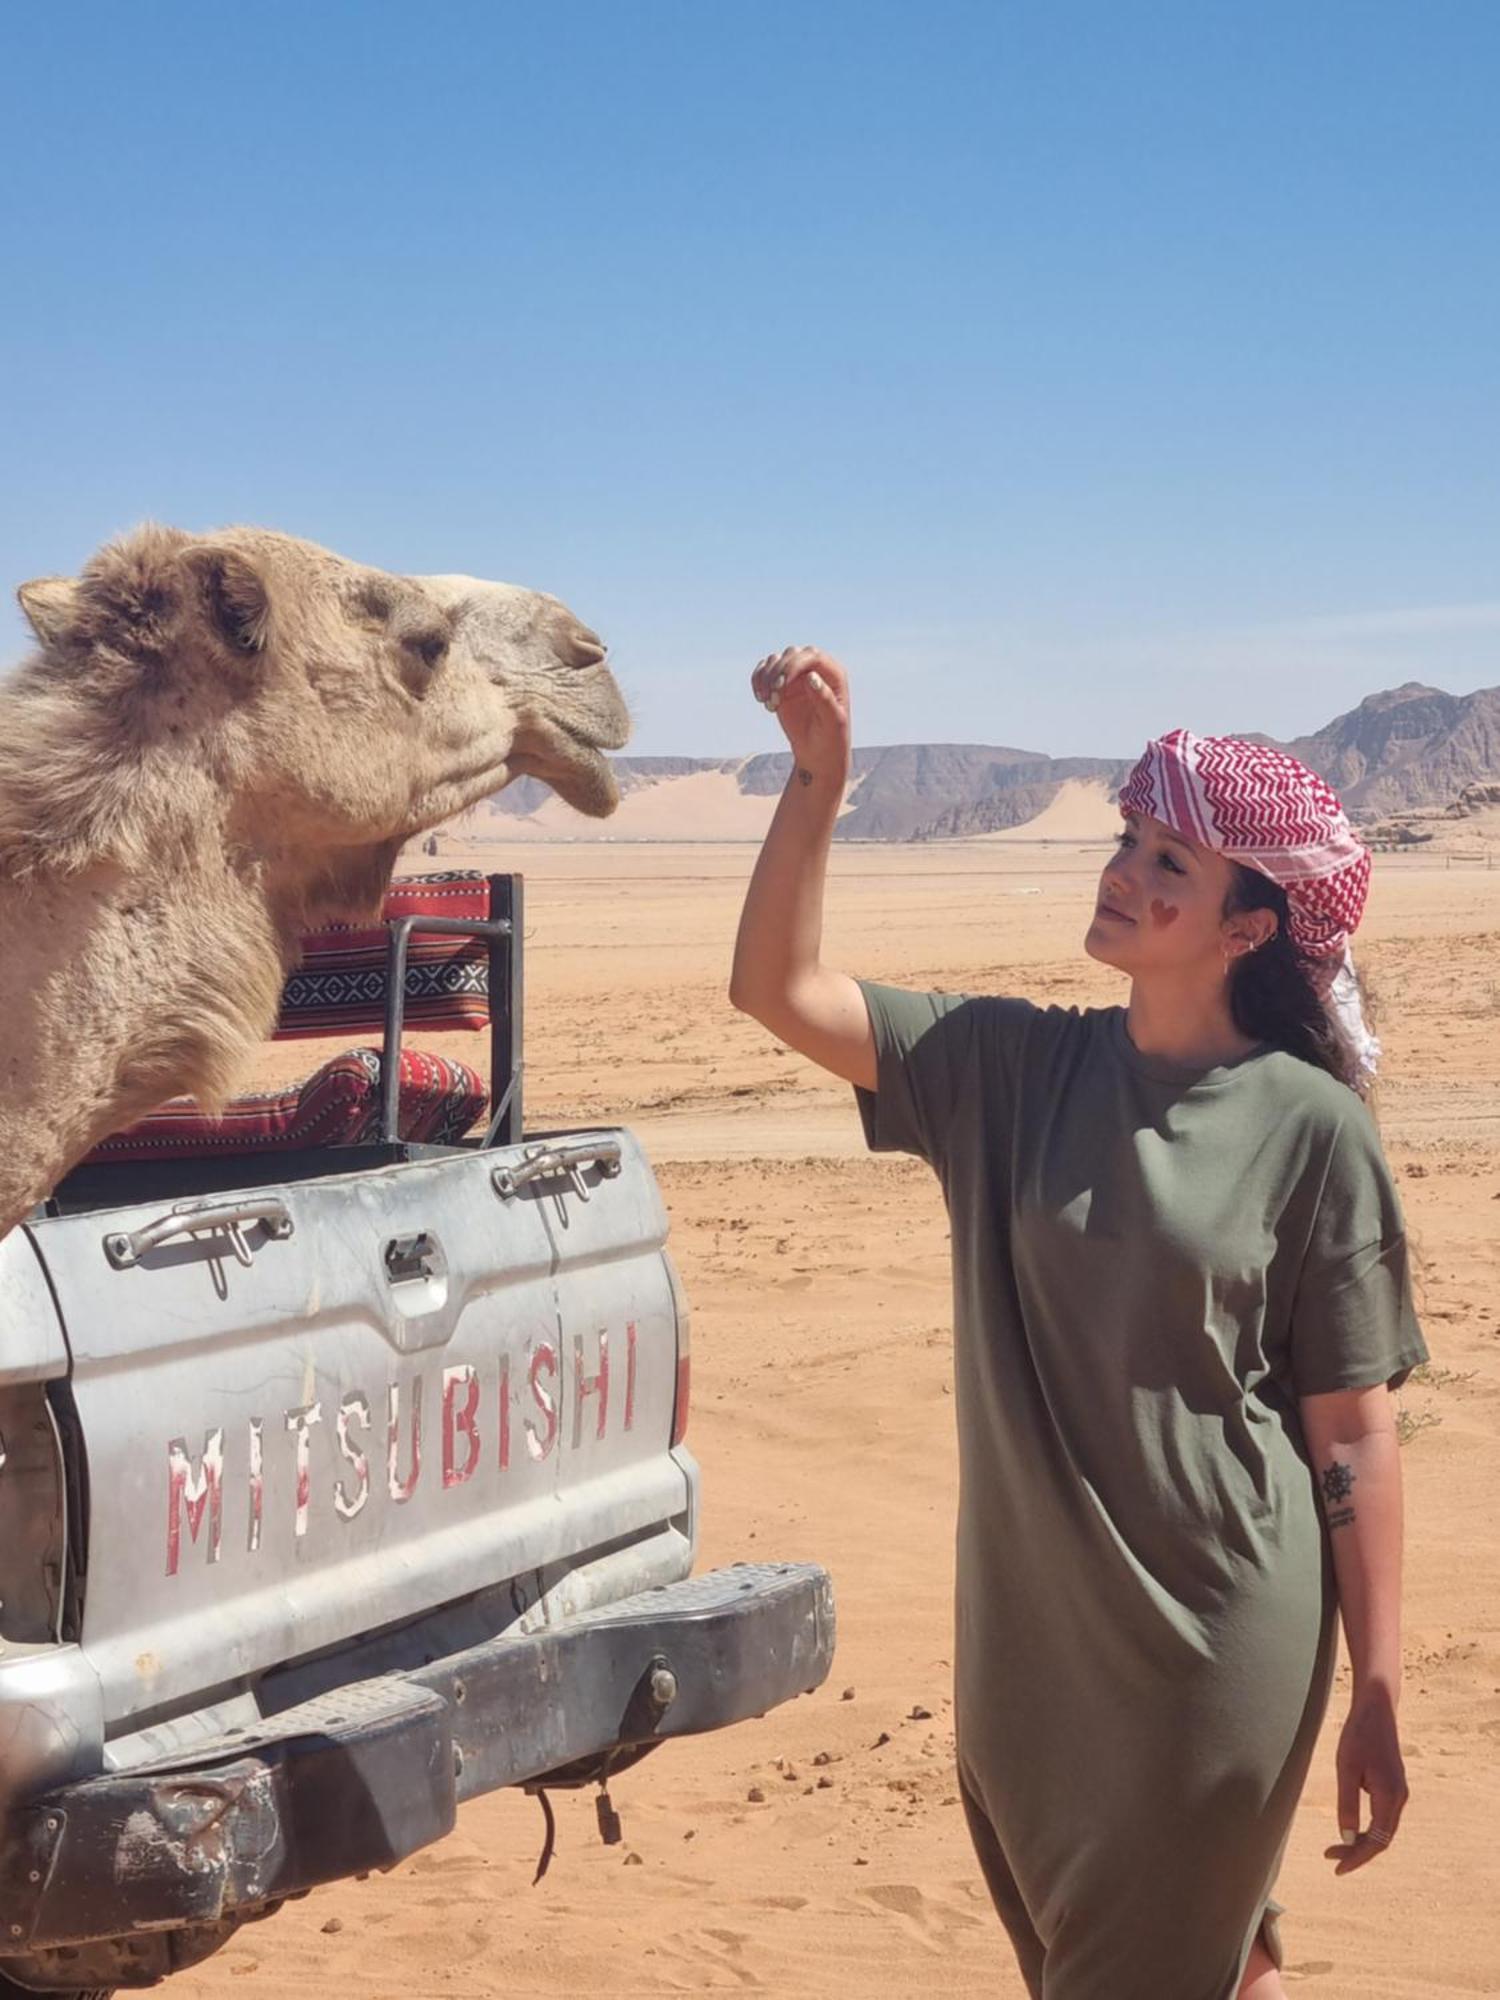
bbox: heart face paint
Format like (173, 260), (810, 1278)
(1149, 899), (1180, 928)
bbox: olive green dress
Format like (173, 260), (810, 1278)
(855, 986), (1425, 2000)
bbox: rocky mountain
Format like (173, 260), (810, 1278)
(1280, 681), (1500, 818)
(481, 680), (1500, 839)
(486, 743), (1118, 841)
(741, 744), (1115, 840)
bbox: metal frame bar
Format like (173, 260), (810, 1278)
(376, 876), (523, 1149)
(487, 874), (524, 1150)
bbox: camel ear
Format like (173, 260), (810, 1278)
(17, 575), (81, 647)
(183, 545), (272, 657)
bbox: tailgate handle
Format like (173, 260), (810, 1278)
(103, 1197), (295, 1270)
(384, 1231), (445, 1284)
(491, 1139), (624, 1201)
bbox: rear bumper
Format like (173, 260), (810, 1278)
(0, 1561), (833, 1956)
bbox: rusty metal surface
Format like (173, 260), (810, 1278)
(0, 1561), (833, 1958)
(1, 1677), (452, 1954)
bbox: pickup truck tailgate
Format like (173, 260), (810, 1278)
(27, 1132), (686, 1728)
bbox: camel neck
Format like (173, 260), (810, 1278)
(0, 858), (292, 1239)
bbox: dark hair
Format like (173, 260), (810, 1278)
(1223, 866), (1360, 1091)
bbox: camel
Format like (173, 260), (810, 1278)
(0, 522), (630, 1239)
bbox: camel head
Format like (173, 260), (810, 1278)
(6, 524), (631, 910)
(417, 574), (631, 820)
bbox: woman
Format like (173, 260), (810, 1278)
(729, 648), (1425, 2000)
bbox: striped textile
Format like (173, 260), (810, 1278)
(277, 872), (491, 1040)
(83, 1048), (486, 1162)
(1119, 729), (1371, 958)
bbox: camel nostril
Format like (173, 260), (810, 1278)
(566, 626), (608, 670)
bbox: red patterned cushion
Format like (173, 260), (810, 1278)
(277, 872), (491, 1040)
(83, 1049), (486, 1163)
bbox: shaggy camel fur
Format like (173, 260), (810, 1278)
(0, 522), (629, 1239)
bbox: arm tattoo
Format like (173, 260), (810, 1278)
(797, 766), (814, 786)
(1320, 1459), (1357, 1531)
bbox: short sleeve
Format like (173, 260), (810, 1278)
(852, 982), (978, 1166)
(1288, 1110), (1428, 1397)
(852, 980), (1055, 1174)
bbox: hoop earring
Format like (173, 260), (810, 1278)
(1224, 938), (1259, 975)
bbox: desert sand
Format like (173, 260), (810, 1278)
(204, 828), (1499, 1998)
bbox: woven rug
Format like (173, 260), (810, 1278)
(83, 1048), (486, 1162)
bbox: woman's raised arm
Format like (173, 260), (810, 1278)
(728, 647), (876, 1091)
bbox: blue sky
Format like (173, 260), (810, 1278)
(2, 1), (1496, 758)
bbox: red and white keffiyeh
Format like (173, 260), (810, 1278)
(1119, 728), (1380, 1086)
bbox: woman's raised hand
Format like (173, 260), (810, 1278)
(733, 646), (875, 1091)
(751, 647), (851, 785)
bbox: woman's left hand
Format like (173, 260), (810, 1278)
(1324, 1689), (1408, 1874)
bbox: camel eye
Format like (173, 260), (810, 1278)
(399, 625), (449, 689)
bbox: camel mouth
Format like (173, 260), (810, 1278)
(561, 700), (631, 757)
(503, 714), (621, 818)
(545, 733), (621, 817)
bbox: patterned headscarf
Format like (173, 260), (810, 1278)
(1119, 728), (1379, 1087)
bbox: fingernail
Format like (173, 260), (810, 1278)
(809, 671), (824, 692)
(767, 691), (780, 711)
(773, 670), (786, 689)
(1340, 1828), (1358, 1846)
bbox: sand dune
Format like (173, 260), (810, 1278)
(475, 770), (1120, 848)
(979, 776), (1119, 843)
(489, 768), (789, 842)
